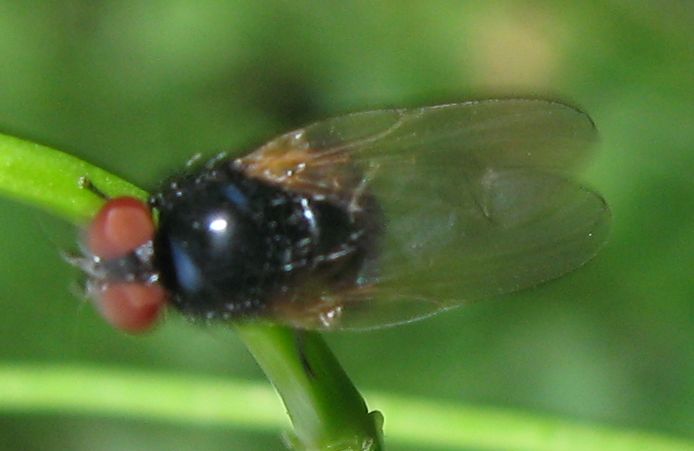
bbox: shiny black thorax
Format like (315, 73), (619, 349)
(149, 160), (376, 320)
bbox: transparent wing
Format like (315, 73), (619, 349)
(292, 98), (597, 172)
(243, 99), (609, 330)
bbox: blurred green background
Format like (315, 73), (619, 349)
(0, 1), (692, 450)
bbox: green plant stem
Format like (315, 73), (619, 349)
(0, 133), (147, 223)
(1, 363), (692, 451)
(235, 324), (383, 450)
(0, 132), (382, 450)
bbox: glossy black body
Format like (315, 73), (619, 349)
(150, 160), (380, 320)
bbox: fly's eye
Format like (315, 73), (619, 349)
(87, 197), (155, 259)
(93, 282), (166, 333)
(82, 196), (166, 333)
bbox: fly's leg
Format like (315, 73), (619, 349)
(78, 176), (109, 200)
(185, 152), (203, 168)
(294, 331), (316, 379)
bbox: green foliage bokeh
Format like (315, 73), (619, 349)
(0, 2), (691, 450)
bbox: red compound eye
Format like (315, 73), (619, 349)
(86, 196), (166, 333)
(95, 283), (166, 333)
(87, 197), (155, 259)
